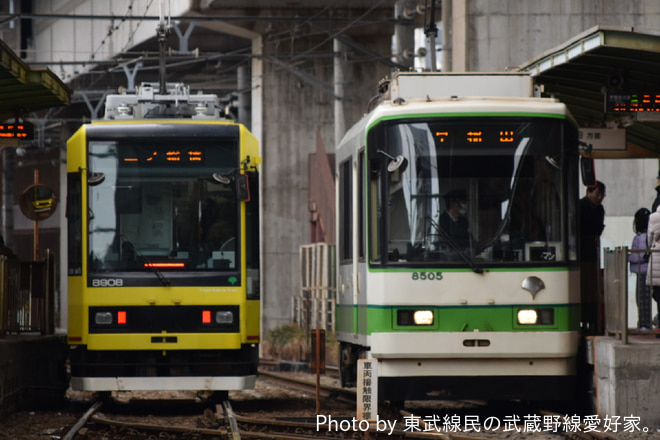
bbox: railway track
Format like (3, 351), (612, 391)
(58, 372), (635, 440)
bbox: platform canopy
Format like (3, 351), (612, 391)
(0, 38), (70, 124)
(520, 25), (660, 158)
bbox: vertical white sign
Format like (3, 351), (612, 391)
(356, 359), (378, 421)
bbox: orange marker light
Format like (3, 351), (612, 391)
(117, 311), (127, 324)
(202, 310), (212, 324)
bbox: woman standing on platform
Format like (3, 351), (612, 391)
(630, 208), (651, 331)
(646, 205), (660, 329)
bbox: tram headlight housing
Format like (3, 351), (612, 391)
(516, 308), (554, 325)
(397, 309), (434, 326)
(216, 310), (234, 324)
(94, 311), (113, 325)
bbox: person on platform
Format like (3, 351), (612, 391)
(652, 171), (660, 214)
(629, 208), (652, 331)
(579, 180), (606, 335)
(646, 205), (660, 331)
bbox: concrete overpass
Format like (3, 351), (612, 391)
(3, 0), (660, 336)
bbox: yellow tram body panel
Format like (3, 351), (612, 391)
(87, 333), (243, 351)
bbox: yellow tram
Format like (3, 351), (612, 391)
(66, 83), (261, 392)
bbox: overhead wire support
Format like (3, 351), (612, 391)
(157, 21), (169, 94)
(424, 0), (438, 72)
(157, 0), (171, 95)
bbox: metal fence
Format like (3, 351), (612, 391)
(294, 243), (337, 332)
(0, 249), (55, 336)
(602, 245), (660, 344)
(603, 247), (629, 343)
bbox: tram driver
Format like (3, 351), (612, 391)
(438, 189), (474, 255)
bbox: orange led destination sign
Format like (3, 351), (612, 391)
(433, 129), (515, 144)
(0, 124), (32, 139)
(122, 149), (205, 164)
(605, 92), (660, 113)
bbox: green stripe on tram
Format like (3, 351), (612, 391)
(336, 303), (580, 336)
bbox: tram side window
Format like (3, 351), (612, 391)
(339, 159), (352, 262)
(246, 172), (260, 299)
(358, 150), (365, 261)
(67, 173), (82, 276)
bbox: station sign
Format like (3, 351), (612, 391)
(578, 128), (626, 151)
(0, 122), (34, 147)
(0, 122), (33, 139)
(605, 91), (660, 113)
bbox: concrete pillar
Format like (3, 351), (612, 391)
(442, 0), (453, 71)
(451, 0), (468, 71)
(334, 38), (347, 144)
(238, 65), (251, 130)
(394, 0), (415, 70)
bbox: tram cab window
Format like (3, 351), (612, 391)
(367, 118), (577, 267)
(86, 140), (240, 274)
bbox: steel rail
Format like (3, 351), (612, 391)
(62, 401), (103, 440)
(258, 369), (356, 403)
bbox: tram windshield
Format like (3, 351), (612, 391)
(370, 117), (578, 266)
(87, 140), (239, 273)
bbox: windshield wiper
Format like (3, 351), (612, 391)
(120, 234), (171, 286)
(427, 217), (483, 274)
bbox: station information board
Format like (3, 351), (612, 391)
(0, 123), (33, 139)
(605, 92), (660, 113)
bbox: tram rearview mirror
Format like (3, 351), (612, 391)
(236, 174), (250, 202)
(212, 173), (231, 184)
(580, 156), (596, 187)
(88, 172), (106, 186)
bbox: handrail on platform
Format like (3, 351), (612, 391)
(603, 246), (658, 345)
(0, 249), (55, 337)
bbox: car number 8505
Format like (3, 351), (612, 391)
(411, 272), (442, 281)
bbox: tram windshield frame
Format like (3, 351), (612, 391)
(367, 116), (579, 268)
(85, 138), (241, 280)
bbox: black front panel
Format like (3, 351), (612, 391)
(70, 344), (258, 378)
(88, 305), (239, 333)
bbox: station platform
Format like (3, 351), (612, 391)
(594, 332), (660, 428)
(0, 334), (68, 419)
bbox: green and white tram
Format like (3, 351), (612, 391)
(336, 72), (582, 401)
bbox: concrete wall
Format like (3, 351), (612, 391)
(260, 33), (392, 332)
(456, 0), (660, 73)
(596, 337), (660, 427)
(30, 0), (192, 78)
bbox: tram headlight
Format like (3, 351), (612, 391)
(397, 309), (434, 326)
(94, 312), (113, 325)
(517, 309), (538, 325)
(517, 308), (554, 325)
(216, 310), (234, 324)
(414, 310), (434, 325)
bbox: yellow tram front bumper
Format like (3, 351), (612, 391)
(86, 332), (243, 351)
